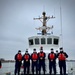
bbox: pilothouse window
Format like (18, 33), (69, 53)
(35, 38), (39, 44)
(41, 38), (45, 44)
(54, 38), (58, 45)
(47, 38), (52, 44)
(29, 39), (33, 45)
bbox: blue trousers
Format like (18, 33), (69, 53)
(24, 62), (30, 74)
(49, 62), (56, 75)
(39, 62), (45, 74)
(32, 61), (38, 74)
(59, 61), (66, 75)
(14, 62), (21, 75)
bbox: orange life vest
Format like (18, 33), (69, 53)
(58, 53), (66, 60)
(32, 53), (38, 60)
(39, 52), (44, 57)
(17, 54), (22, 61)
(49, 53), (55, 60)
(24, 55), (29, 60)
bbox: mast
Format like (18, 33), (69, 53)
(34, 11), (55, 35)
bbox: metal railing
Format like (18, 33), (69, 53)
(0, 60), (75, 75)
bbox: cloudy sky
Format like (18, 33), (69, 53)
(0, 0), (75, 60)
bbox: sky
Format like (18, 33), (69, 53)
(0, 0), (75, 60)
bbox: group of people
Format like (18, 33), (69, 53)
(14, 47), (68, 75)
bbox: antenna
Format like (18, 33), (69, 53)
(60, 0), (63, 47)
(54, 8), (55, 17)
(43, 5), (45, 12)
(34, 12), (55, 35)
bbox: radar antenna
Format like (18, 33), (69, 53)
(34, 12), (55, 35)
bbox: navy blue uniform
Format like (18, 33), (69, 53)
(22, 53), (30, 75)
(57, 52), (68, 75)
(14, 53), (22, 75)
(31, 52), (38, 74)
(38, 52), (46, 74)
(48, 52), (57, 75)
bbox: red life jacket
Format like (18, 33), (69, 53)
(49, 53), (55, 60)
(32, 53), (38, 60)
(24, 55), (29, 60)
(58, 53), (66, 60)
(17, 54), (22, 61)
(39, 52), (44, 57)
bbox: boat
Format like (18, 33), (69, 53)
(28, 11), (59, 73)
(28, 11), (59, 53)
(26, 11), (75, 75)
(1, 11), (75, 75)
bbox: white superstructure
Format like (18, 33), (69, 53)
(28, 11), (59, 52)
(27, 12), (75, 75)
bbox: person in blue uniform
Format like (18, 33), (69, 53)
(57, 47), (68, 75)
(22, 49), (30, 75)
(56, 50), (58, 56)
(14, 50), (22, 75)
(38, 46), (46, 75)
(48, 48), (57, 75)
(31, 48), (38, 75)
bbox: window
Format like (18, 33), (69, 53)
(47, 38), (52, 44)
(54, 38), (58, 45)
(41, 38), (45, 44)
(35, 38), (39, 45)
(29, 39), (33, 45)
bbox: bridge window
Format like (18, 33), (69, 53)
(29, 39), (33, 45)
(35, 38), (39, 45)
(54, 38), (58, 45)
(41, 38), (45, 44)
(47, 38), (52, 44)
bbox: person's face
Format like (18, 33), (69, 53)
(40, 49), (43, 52)
(26, 51), (28, 54)
(51, 50), (54, 53)
(33, 50), (36, 53)
(18, 52), (21, 54)
(60, 49), (63, 52)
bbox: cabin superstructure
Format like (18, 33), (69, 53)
(28, 12), (59, 52)
(28, 35), (59, 51)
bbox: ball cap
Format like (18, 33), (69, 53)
(56, 50), (58, 52)
(26, 49), (28, 52)
(51, 48), (53, 50)
(40, 46), (43, 50)
(18, 50), (21, 52)
(60, 47), (63, 50)
(33, 48), (36, 51)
